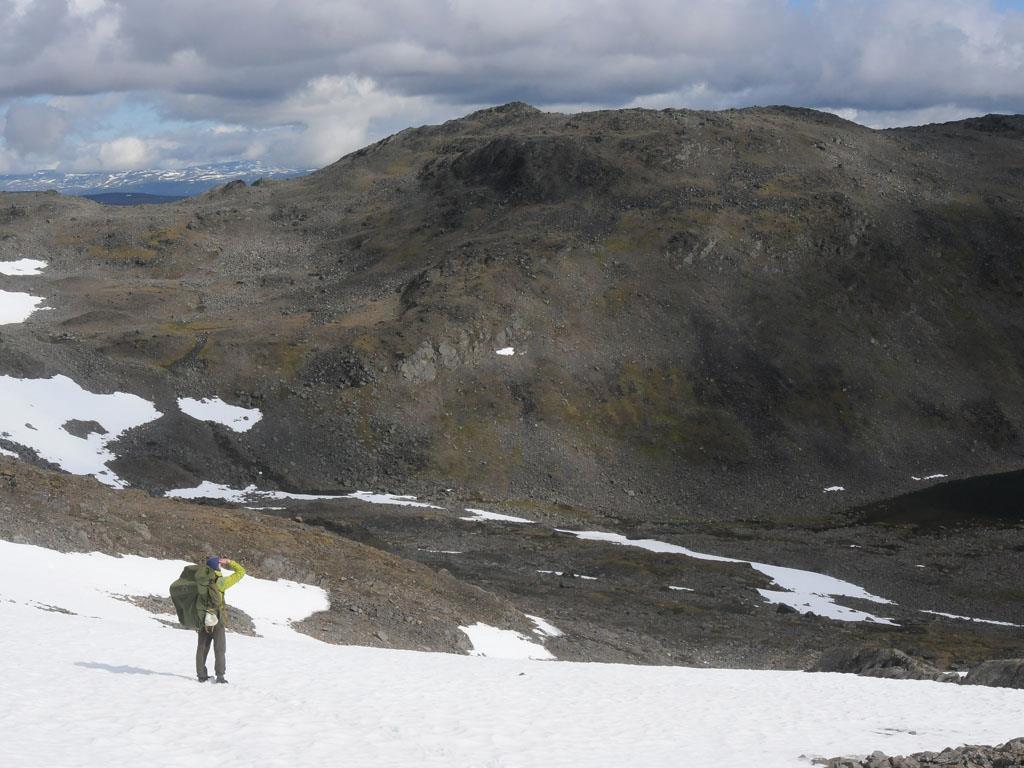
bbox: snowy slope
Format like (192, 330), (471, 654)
(1, 539), (1022, 768)
(0, 161), (311, 197)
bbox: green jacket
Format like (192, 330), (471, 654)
(207, 560), (246, 621)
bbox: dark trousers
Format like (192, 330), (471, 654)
(196, 622), (226, 679)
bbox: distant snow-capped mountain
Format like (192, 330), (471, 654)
(0, 161), (313, 197)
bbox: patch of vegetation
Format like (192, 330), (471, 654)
(423, 378), (527, 486)
(649, 598), (709, 617)
(157, 319), (232, 334)
(585, 363), (753, 464)
(597, 284), (633, 317)
(500, 498), (607, 525)
(264, 340), (309, 379)
(600, 211), (667, 257)
(87, 243), (158, 265)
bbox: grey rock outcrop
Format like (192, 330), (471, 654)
(817, 737), (1024, 767)
(962, 659), (1024, 689)
(399, 342), (438, 383)
(812, 647), (959, 682)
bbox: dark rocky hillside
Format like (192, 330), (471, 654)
(4, 103), (1024, 518)
(2, 103), (1023, 667)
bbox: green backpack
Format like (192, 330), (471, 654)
(169, 564), (217, 629)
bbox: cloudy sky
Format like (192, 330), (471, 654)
(1, 0), (1022, 173)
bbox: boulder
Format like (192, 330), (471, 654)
(812, 646), (957, 682)
(962, 659), (1024, 689)
(399, 342), (437, 383)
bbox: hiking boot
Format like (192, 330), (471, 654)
(214, 676), (228, 684)
(197, 675), (209, 682)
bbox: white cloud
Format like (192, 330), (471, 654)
(68, 0), (106, 16)
(153, 74), (446, 168)
(0, 145), (15, 173)
(0, 0), (1022, 172)
(271, 75), (437, 167)
(815, 104), (981, 130)
(97, 136), (154, 170)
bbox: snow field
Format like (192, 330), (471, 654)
(1, 543), (1022, 766)
(2, 593), (1022, 767)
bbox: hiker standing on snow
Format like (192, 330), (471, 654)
(197, 556), (246, 684)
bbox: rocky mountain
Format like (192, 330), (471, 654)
(0, 160), (311, 198)
(1, 103), (1023, 668)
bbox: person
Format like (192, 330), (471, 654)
(196, 556), (246, 684)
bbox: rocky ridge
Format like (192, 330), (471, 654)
(819, 737), (1024, 768)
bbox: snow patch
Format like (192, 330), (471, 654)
(348, 491), (443, 508)
(177, 397), (263, 433)
(459, 622), (554, 660)
(495, 347), (515, 356)
(0, 374), (162, 487)
(0, 258), (47, 275)
(753, 563), (896, 625)
(668, 585), (695, 592)
(912, 474), (947, 481)
(920, 609), (1020, 628)
(165, 483), (443, 508)
(555, 529), (895, 624)
(165, 482), (342, 503)
(526, 615), (564, 638)
(823, 486), (845, 493)
(461, 508), (534, 523)
(0, 447), (17, 458)
(537, 570), (598, 581)
(0, 290), (48, 324)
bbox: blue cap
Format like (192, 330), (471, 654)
(206, 556), (221, 571)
